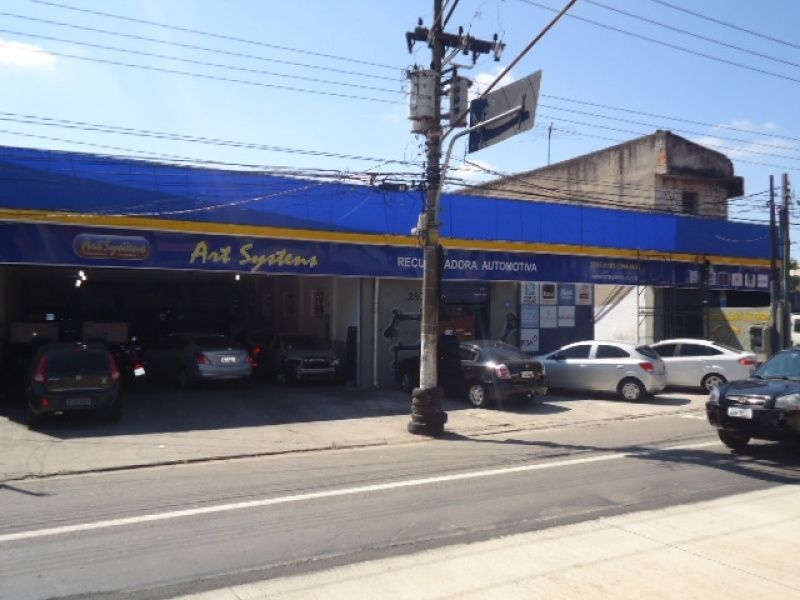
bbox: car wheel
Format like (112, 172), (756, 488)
(701, 373), (726, 393)
(718, 429), (750, 450)
(276, 367), (294, 385)
(26, 406), (42, 430)
(618, 378), (646, 401)
(400, 371), (416, 393)
(468, 383), (493, 408)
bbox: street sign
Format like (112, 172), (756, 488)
(468, 70), (541, 153)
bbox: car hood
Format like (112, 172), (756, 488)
(283, 349), (337, 360)
(721, 378), (800, 399)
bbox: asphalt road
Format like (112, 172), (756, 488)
(2, 412), (799, 600)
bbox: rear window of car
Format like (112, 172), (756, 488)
(478, 345), (530, 362)
(635, 345), (660, 360)
(679, 344), (719, 357)
(46, 349), (109, 372)
(596, 345), (630, 359)
(193, 335), (235, 349)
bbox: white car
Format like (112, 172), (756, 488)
(539, 341), (667, 401)
(650, 338), (756, 393)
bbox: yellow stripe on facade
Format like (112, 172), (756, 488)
(0, 207), (772, 269)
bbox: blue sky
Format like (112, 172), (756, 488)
(1, 0), (798, 240)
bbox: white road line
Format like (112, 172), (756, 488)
(0, 440), (720, 544)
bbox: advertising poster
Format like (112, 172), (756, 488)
(520, 328), (540, 353)
(757, 274), (769, 288)
(540, 282), (558, 305)
(576, 283), (593, 305)
(558, 305), (576, 327)
(744, 273), (756, 288)
(558, 283), (575, 305)
(540, 306), (558, 328)
(521, 282), (539, 305)
(731, 272), (743, 287)
(521, 305), (540, 328)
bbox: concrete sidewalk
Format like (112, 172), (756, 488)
(0, 385), (707, 481)
(176, 485), (800, 600)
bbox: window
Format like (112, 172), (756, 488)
(681, 191), (698, 215)
(679, 343), (715, 357)
(556, 344), (591, 359)
(652, 343), (678, 357)
(596, 345), (630, 359)
(460, 346), (479, 361)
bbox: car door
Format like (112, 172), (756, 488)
(592, 344), (633, 392)
(544, 343), (593, 389)
(673, 343), (712, 387)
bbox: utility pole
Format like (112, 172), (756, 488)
(781, 172), (792, 347)
(405, 2), (502, 436)
(769, 175), (780, 354)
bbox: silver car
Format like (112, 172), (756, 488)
(650, 338), (756, 393)
(147, 333), (252, 387)
(540, 341), (666, 401)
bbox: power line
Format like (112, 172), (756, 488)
(0, 28), (406, 96)
(519, 0), (800, 85)
(27, 0), (400, 71)
(5, 44), (403, 106)
(0, 112), (423, 167)
(0, 11), (402, 82)
(583, 0), (800, 71)
(647, 0), (800, 52)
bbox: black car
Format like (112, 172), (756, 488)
(706, 347), (800, 450)
(263, 333), (341, 384)
(460, 340), (547, 408)
(394, 338), (547, 408)
(393, 335), (464, 396)
(25, 342), (122, 427)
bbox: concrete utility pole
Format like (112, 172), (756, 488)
(405, 2), (501, 436)
(769, 175), (780, 354)
(781, 172), (792, 347)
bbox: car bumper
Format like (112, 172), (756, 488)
(295, 367), (338, 381)
(198, 364), (253, 380)
(28, 389), (119, 415)
(706, 402), (800, 441)
(643, 373), (667, 394)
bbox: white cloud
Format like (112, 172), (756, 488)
(470, 67), (516, 101)
(448, 158), (497, 187)
(723, 119), (779, 133)
(0, 38), (56, 70)
(691, 133), (797, 160)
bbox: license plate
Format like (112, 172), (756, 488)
(133, 367), (146, 377)
(66, 397), (91, 407)
(727, 406), (753, 419)
(521, 371), (534, 379)
(220, 356), (236, 364)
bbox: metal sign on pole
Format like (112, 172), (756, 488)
(468, 70), (541, 153)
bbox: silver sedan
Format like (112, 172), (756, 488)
(650, 338), (756, 392)
(539, 341), (666, 401)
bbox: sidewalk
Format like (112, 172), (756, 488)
(0, 386), (707, 481)
(175, 485), (800, 600)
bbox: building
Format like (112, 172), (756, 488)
(0, 145), (770, 388)
(465, 130), (762, 344)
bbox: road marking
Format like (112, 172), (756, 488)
(0, 440), (719, 544)
(681, 415), (707, 420)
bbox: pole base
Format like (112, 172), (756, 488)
(408, 386), (448, 436)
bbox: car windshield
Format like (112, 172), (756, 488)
(194, 335), (236, 349)
(477, 342), (530, 362)
(755, 351), (800, 380)
(635, 345), (660, 360)
(283, 335), (330, 350)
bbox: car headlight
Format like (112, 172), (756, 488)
(775, 393), (800, 409)
(708, 386), (720, 404)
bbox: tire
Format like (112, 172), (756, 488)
(26, 406), (42, 430)
(400, 371), (416, 393)
(276, 366), (294, 385)
(718, 429), (750, 450)
(618, 378), (646, 401)
(701, 373), (726, 393)
(467, 383), (493, 408)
